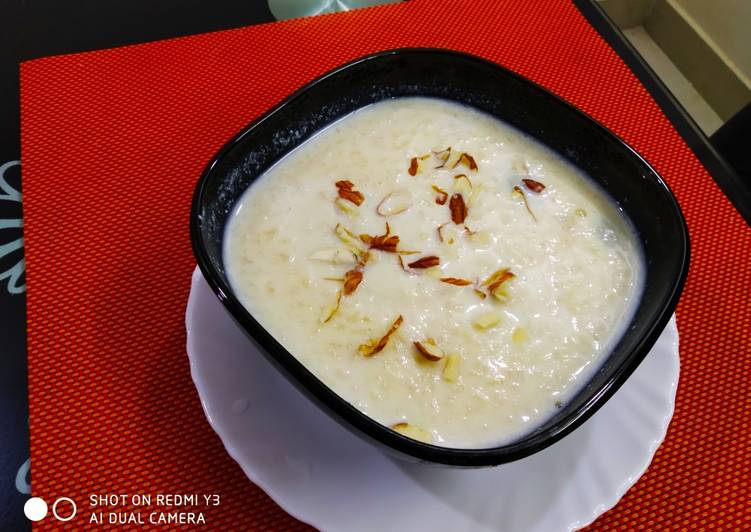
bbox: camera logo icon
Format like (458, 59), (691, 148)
(24, 496), (77, 522)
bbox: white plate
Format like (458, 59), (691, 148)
(187, 268), (678, 531)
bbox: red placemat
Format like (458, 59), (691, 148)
(21, 0), (750, 529)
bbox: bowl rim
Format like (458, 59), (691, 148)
(190, 47), (690, 466)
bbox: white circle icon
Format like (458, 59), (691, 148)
(23, 497), (48, 521)
(52, 497), (77, 522)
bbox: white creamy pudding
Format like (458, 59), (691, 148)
(224, 97), (643, 449)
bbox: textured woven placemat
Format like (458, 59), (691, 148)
(21, 0), (750, 529)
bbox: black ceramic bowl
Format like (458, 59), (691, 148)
(190, 48), (689, 467)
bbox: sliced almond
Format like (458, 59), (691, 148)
(442, 354), (460, 382)
(437, 222), (459, 245)
(482, 268), (515, 287)
(473, 311), (502, 330)
(360, 222), (400, 253)
(358, 315), (404, 356)
(444, 148), (462, 170)
(482, 268), (516, 302)
(513, 185), (537, 221)
(483, 268), (515, 288)
(408, 255), (440, 269)
(320, 290), (342, 323)
(431, 184), (448, 205)
(449, 193), (468, 224)
(408, 154), (430, 176)
(335, 180), (365, 206)
(376, 191), (411, 216)
(310, 248), (358, 265)
(391, 422), (432, 442)
(453, 174), (473, 195)
(490, 287), (512, 303)
(512, 327), (529, 343)
(343, 269), (364, 295)
(468, 230), (491, 246)
(414, 339), (445, 361)
(335, 223), (364, 252)
(358, 250), (371, 266)
(433, 147), (452, 168)
(522, 178), (545, 193)
(425, 266), (443, 279)
(335, 197), (360, 217)
(468, 184), (483, 208)
(397, 255), (417, 275)
(440, 277), (473, 286)
(409, 157), (419, 176)
(452, 152), (478, 171)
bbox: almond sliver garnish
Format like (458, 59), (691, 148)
(342, 269), (364, 295)
(398, 255), (417, 274)
(482, 268), (516, 289)
(452, 152), (478, 171)
(408, 255), (440, 269)
(437, 223), (447, 243)
(442, 354), (460, 382)
(433, 147), (452, 168)
(391, 422), (432, 442)
(443, 148), (461, 169)
(414, 339), (445, 361)
(449, 193), (468, 224)
(376, 191), (411, 216)
(512, 327), (529, 343)
(334, 197), (360, 217)
(482, 267), (516, 302)
(320, 290), (342, 323)
(468, 230), (491, 246)
(440, 277), (473, 286)
(408, 154), (430, 176)
(468, 183), (483, 207)
(453, 173), (473, 189)
(358, 315), (404, 357)
(473, 311), (502, 329)
(513, 185), (537, 221)
(522, 178), (546, 193)
(432, 184), (448, 205)
(408, 157), (419, 176)
(335, 223), (364, 252)
(437, 222), (459, 245)
(360, 222), (400, 253)
(310, 248), (358, 265)
(335, 180), (364, 206)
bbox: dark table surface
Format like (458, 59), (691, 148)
(1, 0), (748, 528)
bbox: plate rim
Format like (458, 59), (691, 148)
(186, 267), (680, 531)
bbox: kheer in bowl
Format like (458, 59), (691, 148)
(191, 49), (689, 466)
